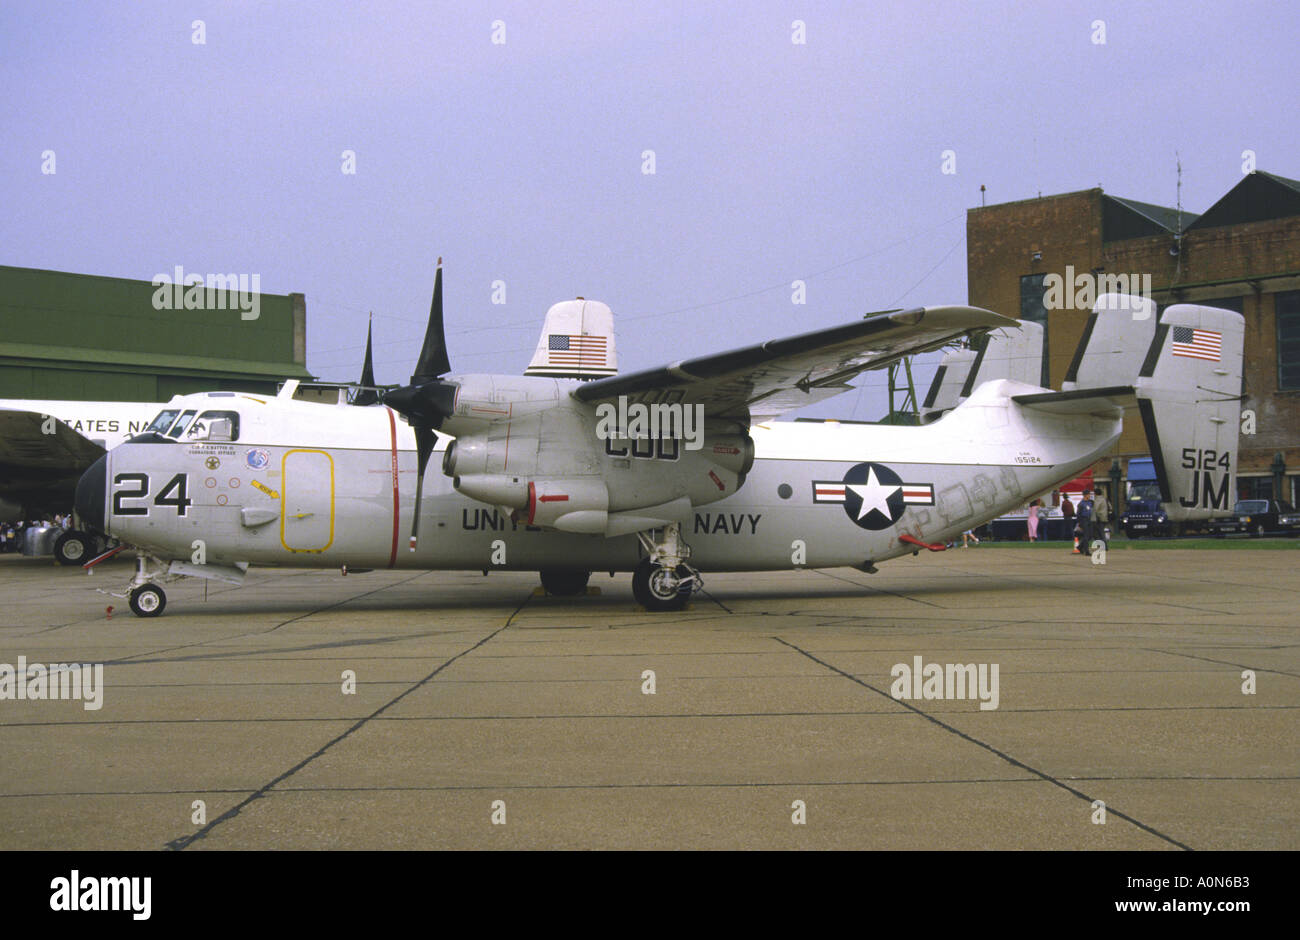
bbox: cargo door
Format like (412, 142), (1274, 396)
(281, 449), (334, 552)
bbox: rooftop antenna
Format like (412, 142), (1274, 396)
(1171, 152), (1184, 281)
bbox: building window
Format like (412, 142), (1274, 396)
(1237, 477), (1272, 501)
(1019, 273), (1050, 386)
(1278, 291), (1300, 391)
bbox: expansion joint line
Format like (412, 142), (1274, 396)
(774, 637), (1194, 851)
(165, 593), (531, 850)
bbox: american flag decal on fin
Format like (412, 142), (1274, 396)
(1170, 326), (1221, 362)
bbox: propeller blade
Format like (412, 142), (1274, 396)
(353, 314), (379, 406)
(382, 380), (457, 427)
(384, 257), (457, 552)
(412, 257), (451, 381)
(408, 425), (436, 551)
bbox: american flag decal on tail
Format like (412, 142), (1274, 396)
(547, 334), (608, 367)
(1170, 326), (1221, 362)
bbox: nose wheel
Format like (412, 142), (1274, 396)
(129, 583), (167, 618)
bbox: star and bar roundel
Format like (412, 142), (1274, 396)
(812, 462), (935, 530)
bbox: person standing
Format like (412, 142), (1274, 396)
(1075, 489), (1095, 554)
(1093, 489), (1110, 543)
(1027, 499), (1040, 542)
(1060, 494), (1074, 542)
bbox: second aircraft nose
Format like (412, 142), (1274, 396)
(74, 453), (108, 535)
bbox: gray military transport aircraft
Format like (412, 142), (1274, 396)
(73, 264), (1243, 616)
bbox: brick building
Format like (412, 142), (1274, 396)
(967, 171), (1300, 506)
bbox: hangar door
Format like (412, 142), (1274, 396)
(281, 449), (335, 552)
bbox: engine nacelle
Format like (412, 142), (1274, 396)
(443, 395), (756, 534)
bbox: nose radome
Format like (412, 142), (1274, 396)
(75, 454), (108, 534)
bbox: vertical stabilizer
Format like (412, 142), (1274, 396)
(524, 299), (618, 379)
(1135, 303), (1244, 520)
(1061, 293), (1158, 392)
(919, 349), (975, 422)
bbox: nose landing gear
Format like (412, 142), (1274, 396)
(129, 583), (166, 617)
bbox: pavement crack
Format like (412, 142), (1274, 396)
(163, 598), (527, 850)
(773, 636), (1196, 851)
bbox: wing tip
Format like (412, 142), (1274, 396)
(919, 305), (1019, 329)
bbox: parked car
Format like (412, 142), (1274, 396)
(1208, 499), (1298, 537)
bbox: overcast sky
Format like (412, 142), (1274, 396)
(3, 1), (1295, 417)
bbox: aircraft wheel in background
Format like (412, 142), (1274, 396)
(539, 568), (591, 596)
(53, 530), (93, 566)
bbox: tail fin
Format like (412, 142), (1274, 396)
(524, 299), (618, 379)
(1018, 295), (1243, 522)
(1135, 304), (1244, 520)
(920, 348), (976, 422)
(963, 319), (1045, 392)
(1061, 292), (1157, 391)
(921, 320), (1044, 422)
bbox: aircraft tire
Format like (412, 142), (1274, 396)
(632, 560), (691, 612)
(129, 584), (166, 618)
(539, 568), (591, 597)
(54, 530), (93, 566)
(631, 564), (652, 608)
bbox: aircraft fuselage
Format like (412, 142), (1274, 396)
(78, 380), (1118, 574)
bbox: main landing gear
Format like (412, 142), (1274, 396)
(539, 568), (591, 596)
(632, 523), (700, 612)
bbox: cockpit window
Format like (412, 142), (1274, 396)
(145, 410), (180, 434)
(167, 410), (198, 439)
(184, 410), (240, 442)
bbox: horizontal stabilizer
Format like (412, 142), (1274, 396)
(1012, 385), (1134, 417)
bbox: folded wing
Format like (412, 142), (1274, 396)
(572, 305), (1016, 422)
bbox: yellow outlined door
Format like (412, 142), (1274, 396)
(280, 449), (335, 552)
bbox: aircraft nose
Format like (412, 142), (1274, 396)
(75, 454), (108, 534)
